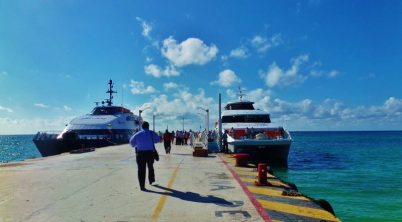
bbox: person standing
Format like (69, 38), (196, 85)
(163, 129), (172, 154)
(222, 130), (229, 153)
(130, 121), (160, 191)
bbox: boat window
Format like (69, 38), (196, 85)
(225, 103), (254, 110)
(222, 115), (271, 123)
(90, 107), (122, 115)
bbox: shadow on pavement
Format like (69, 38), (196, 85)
(145, 184), (239, 207)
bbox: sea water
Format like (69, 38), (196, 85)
(1, 132), (402, 221)
(274, 131), (402, 222)
(0, 134), (41, 163)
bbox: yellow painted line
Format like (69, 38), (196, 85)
(234, 170), (276, 178)
(151, 165), (180, 221)
(258, 199), (340, 222)
(247, 186), (309, 201)
(239, 177), (290, 188)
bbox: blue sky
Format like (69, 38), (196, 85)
(1, 0), (402, 134)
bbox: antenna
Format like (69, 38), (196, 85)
(121, 85), (124, 106)
(106, 79), (117, 106)
(237, 86), (246, 102)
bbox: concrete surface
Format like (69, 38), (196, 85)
(0, 143), (264, 222)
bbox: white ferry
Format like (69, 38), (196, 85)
(33, 80), (141, 156)
(222, 90), (292, 166)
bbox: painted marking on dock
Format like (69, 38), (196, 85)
(258, 199), (340, 222)
(219, 155), (273, 222)
(239, 177), (290, 188)
(220, 154), (340, 222)
(234, 170), (276, 178)
(151, 164), (180, 221)
(246, 186), (309, 201)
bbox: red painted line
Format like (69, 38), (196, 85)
(219, 155), (272, 222)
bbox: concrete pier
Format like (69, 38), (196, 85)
(0, 143), (340, 222)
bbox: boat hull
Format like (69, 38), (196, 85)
(228, 139), (291, 166)
(33, 138), (125, 157)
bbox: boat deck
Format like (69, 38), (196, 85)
(0, 143), (340, 222)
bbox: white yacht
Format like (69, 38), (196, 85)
(222, 90), (292, 166)
(33, 80), (141, 156)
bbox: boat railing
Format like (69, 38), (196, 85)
(34, 131), (61, 140)
(229, 128), (290, 140)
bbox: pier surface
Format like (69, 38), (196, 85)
(0, 143), (340, 222)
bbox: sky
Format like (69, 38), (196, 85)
(0, 0), (402, 134)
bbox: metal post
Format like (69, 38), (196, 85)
(218, 93), (222, 150)
(206, 109), (209, 133)
(139, 110), (142, 130)
(153, 114), (155, 131)
(182, 117), (184, 131)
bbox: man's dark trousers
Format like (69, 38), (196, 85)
(136, 151), (155, 189)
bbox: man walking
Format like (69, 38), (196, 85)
(163, 129), (172, 154)
(130, 121), (160, 191)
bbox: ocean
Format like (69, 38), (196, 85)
(1, 132), (402, 221)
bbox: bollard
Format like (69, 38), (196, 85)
(255, 163), (268, 186)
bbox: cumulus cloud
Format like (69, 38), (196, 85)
(211, 69), (241, 88)
(163, 82), (179, 90)
(255, 96), (402, 130)
(129, 80), (157, 95)
(251, 33), (282, 53)
(0, 105), (13, 113)
(262, 54), (309, 87)
(226, 89), (237, 99)
(229, 47), (249, 58)
(144, 64), (179, 78)
(161, 36), (218, 67)
(63, 105), (72, 111)
(135, 88), (215, 131)
(0, 116), (74, 134)
(34, 103), (50, 109)
(136, 17), (152, 39)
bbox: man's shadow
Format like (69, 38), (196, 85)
(145, 185), (239, 207)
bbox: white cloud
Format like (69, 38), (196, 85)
(226, 89), (237, 99)
(129, 80), (157, 95)
(63, 105), (72, 111)
(251, 33), (282, 53)
(211, 69), (241, 88)
(327, 70), (339, 78)
(262, 54), (309, 87)
(163, 82), (179, 90)
(0, 105), (13, 113)
(161, 36), (218, 67)
(229, 47), (249, 58)
(144, 64), (179, 78)
(0, 116), (74, 135)
(136, 17), (152, 39)
(383, 97), (402, 113)
(136, 89), (216, 131)
(1, 71), (8, 76)
(34, 103), (50, 109)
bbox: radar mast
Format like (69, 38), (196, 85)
(237, 86), (246, 102)
(105, 79), (117, 106)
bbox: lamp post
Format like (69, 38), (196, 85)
(138, 106), (151, 130)
(153, 113), (156, 131)
(197, 113), (204, 131)
(198, 107), (209, 133)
